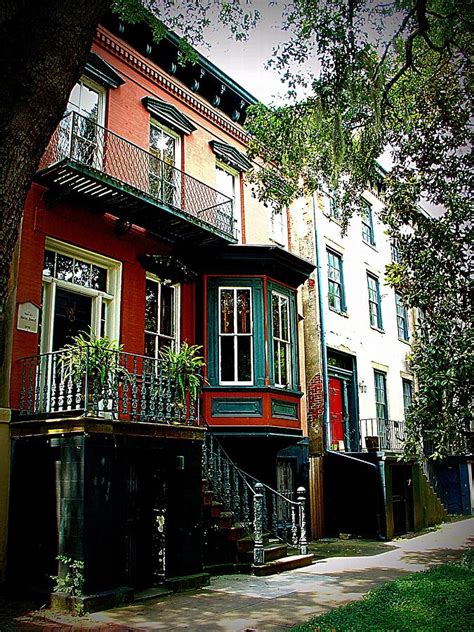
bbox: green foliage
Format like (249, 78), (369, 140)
(246, 0), (473, 458)
(160, 342), (204, 404)
(51, 555), (84, 598)
(291, 561), (474, 631)
(59, 328), (129, 387)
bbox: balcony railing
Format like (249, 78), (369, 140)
(360, 418), (406, 451)
(37, 111), (235, 241)
(18, 348), (201, 425)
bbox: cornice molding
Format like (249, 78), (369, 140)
(95, 28), (249, 146)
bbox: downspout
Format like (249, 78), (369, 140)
(312, 193), (329, 451)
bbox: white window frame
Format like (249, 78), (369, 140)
(218, 286), (253, 386)
(149, 119), (181, 206)
(216, 161), (241, 243)
(272, 291), (292, 389)
(144, 273), (181, 359)
(269, 203), (288, 248)
(40, 238), (121, 355)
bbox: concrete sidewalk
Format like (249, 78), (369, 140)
(85, 518), (474, 631)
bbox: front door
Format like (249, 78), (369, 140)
(52, 288), (92, 351)
(329, 376), (346, 449)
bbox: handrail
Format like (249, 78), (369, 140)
(202, 428), (308, 564)
(38, 111), (236, 239)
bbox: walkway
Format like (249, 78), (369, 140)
(87, 518), (474, 631)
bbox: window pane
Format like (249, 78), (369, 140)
(79, 83), (100, 120)
(160, 285), (175, 337)
(74, 260), (90, 287)
(272, 297), (280, 338)
(56, 254), (74, 282)
(237, 337), (251, 382)
(91, 265), (107, 291)
(145, 333), (157, 358)
(281, 298), (289, 341)
(220, 336), (234, 382)
(216, 167), (234, 199)
(237, 289), (251, 334)
(220, 290), (234, 333)
(145, 280), (158, 332)
(273, 340), (280, 385)
(43, 250), (55, 276)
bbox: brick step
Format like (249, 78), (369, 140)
(203, 490), (214, 507)
(210, 501), (223, 518)
(239, 542), (287, 564)
(218, 511), (234, 529)
(251, 554), (314, 577)
(224, 525), (246, 541)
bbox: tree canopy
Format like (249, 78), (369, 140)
(245, 0), (473, 458)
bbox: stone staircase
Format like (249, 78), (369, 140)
(202, 435), (313, 576)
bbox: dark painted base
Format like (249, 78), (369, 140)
(164, 573), (210, 592)
(50, 586), (133, 614)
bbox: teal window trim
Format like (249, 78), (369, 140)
(395, 292), (409, 341)
(362, 201), (375, 246)
(374, 370), (388, 421)
(402, 378), (413, 418)
(327, 248), (346, 313)
(367, 273), (383, 330)
(267, 281), (299, 391)
(207, 278), (265, 388)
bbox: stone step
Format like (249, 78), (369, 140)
(133, 586), (172, 602)
(251, 553), (314, 577)
(239, 542), (288, 564)
(236, 533), (270, 553)
(218, 511), (234, 529)
(225, 525), (246, 541)
(210, 501), (223, 517)
(203, 490), (214, 506)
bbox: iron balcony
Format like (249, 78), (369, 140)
(35, 111), (236, 246)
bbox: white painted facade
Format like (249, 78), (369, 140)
(315, 188), (414, 448)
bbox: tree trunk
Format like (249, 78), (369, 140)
(0, 0), (110, 309)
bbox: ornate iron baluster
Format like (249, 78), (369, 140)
(111, 351), (119, 418)
(66, 354), (74, 410)
(140, 357), (148, 421)
(57, 359), (65, 411)
(51, 354), (58, 412)
(291, 504), (298, 546)
(149, 358), (156, 420)
(297, 487), (308, 555)
(253, 483), (264, 565)
(223, 460), (231, 510)
(157, 363), (164, 421)
(232, 468), (240, 517)
(271, 492), (278, 535)
(34, 356), (41, 414)
(19, 359), (26, 415)
(131, 356), (138, 420)
(165, 373), (172, 423)
(242, 478), (250, 526)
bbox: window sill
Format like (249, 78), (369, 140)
(370, 325), (385, 334)
(398, 337), (411, 345)
(362, 240), (378, 252)
(329, 307), (349, 318)
(203, 384), (304, 397)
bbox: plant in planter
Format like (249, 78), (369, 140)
(59, 328), (129, 416)
(159, 342), (205, 421)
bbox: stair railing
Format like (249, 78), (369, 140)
(202, 431), (308, 564)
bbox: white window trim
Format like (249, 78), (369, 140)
(272, 291), (292, 389)
(218, 286), (253, 386)
(145, 273), (181, 358)
(269, 203), (288, 249)
(216, 161), (241, 244)
(70, 76), (106, 127)
(40, 238), (121, 354)
(149, 119), (181, 168)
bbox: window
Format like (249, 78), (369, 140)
(219, 287), (252, 384)
(374, 371), (388, 420)
(272, 292), (292, 388)
(367, 274), (383, 330)
(41, 240), (120, 353)
(145, 277), (179, 358)
(390, 239), (401, 263)
(65, 78), (105, 168)
(149, 121), (180, 206)
(361, 201), (375, 246)
(216, 163), (240, 242)
(327, 250), (346, 313)
(270, 203), (288, 248)
(402, 379), (413, 417)
(395, 292), (409, 341)
(323, 190), (340, 220)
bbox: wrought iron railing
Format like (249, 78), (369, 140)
(360, 418), (406, 451)
(18, 347), (200, 424)
(39, 111), (235, 238)
(202, 432), (308, 565)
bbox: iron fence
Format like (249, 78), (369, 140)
(359, 417), (406, 451)
(39, 111), (235, 238)
(18, 347), (200, 425)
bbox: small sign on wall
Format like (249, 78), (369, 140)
(17, 302), (40, 333)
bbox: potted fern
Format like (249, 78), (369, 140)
(59, 328), (129, 417)
(159, 342), (204, 422)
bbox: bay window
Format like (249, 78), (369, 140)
(272, 292), (292, 388)
(219, 287), (253, 384)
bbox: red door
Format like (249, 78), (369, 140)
(329, 377), (344, 445)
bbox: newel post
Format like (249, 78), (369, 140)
(253, 482), (264, 565)
(297, 486), (308, 555)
